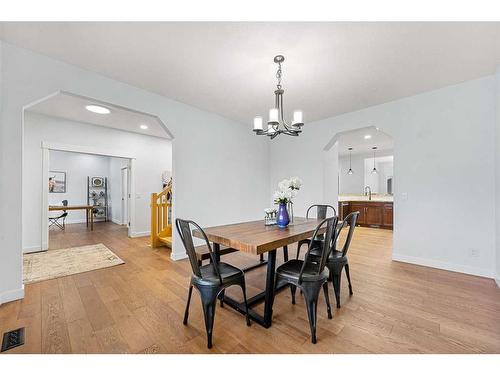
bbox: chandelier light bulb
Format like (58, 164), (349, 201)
(292, 110), (303, 126)
(268, 108), (279, 125)
(253, 116), (263, 131)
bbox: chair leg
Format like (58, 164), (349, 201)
(240, 281), (251, 327)
(345, 264), (353, 295)
(301, 283), (321, 344)
(283, 245), (289, 262)
(290, 284), (296, 305)
(200, 289), (218, 349)
(219, 289), (225, 307)
(332, 273), (341, 308)
(183, 285), (193, 325)
(322, 282), (333, 319)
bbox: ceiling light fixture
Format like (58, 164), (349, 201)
(364, 134), (372, 139)
(140, 124), (149, 130)
(371, 146), (378, 174)
(347, 147), (354, 175)
(85, 104), (110, 114)
(253, 55), (304, 139)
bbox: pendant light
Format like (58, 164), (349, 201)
(371, 146), (378, 174)
(347, 147), (354, 175)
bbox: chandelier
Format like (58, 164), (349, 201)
(253, 55), (304, 139)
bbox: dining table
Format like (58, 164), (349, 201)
(192, 217), (325, 328)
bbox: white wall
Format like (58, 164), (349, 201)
(0, 42), (270, 304)
(270, 75), (497, 278)
(496, 66), (500, 286)
(22, 112), (172, 251)
(339, 151), (393, 195)
(339, 154), (365, 195)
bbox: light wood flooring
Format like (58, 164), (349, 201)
(1, 222), (499, 353)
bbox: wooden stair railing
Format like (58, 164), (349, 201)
(150, 183), (172, 248)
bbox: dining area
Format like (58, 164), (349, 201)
(177, 199), (359, 349)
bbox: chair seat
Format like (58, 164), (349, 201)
(194, 262), (244, 286)
(309, 249), (347, 268)
(276, 259), (329, 282)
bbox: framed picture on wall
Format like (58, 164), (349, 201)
(49, 171), (66, 193)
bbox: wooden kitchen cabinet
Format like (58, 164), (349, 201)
(338, 200), (393, 229)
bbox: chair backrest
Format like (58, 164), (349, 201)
(175, 218), (222, 283)
(62, 200), (68, 212)
(335, 211), (359, 256)
(306, 205), (337, 241)
(305, 204), (337, 220)
(299, 216), (338, 283)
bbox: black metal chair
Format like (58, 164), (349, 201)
(49, 200), (68, 230)
(176, 218), (251, 349)
(275, 216), (337, 344)
(296, 204), (337, 259)
(310, 211), (359, 309)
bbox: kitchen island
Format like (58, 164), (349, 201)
(338, 195), (393, 229)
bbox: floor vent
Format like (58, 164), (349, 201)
(1, 328), (25, 352)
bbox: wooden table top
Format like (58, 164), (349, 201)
(193, 217), (324, 255)
(49, 205), (94, 210)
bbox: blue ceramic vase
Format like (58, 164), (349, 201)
(276, 203), (290, 228)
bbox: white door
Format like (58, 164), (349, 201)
(121, 167), (129, 227)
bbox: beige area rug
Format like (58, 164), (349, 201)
(23, 243), (125, 284)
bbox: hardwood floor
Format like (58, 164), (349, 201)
(1, 222), (500, 353)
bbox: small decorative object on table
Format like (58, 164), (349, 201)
(273, 176), (302, 228)
(264, 208), (277, 226)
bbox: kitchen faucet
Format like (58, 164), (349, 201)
(364, 186), (372, 200)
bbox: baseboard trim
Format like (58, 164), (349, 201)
(392, 253), (494, 278)
(171, 251), (188, 261)
(23, 245), (42, 253)
(111, 218), (125, 226)
(130, 231), (150, 238)
(0, 285), (25, 305)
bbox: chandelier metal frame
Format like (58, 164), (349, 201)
(253, 55), (304, 139)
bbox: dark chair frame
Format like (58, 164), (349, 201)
(176, 218), (251, 349)
(296, 204), (337, 259)
(275, 216), (338, 344)
(325, 211), (359, 308)
(49, 199), (68, 230)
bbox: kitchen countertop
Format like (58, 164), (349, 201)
(339, 195), (394, 203)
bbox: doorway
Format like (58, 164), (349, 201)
(335, 126), (394, 230)
(121, 166), (129, 227)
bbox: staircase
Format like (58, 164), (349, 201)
(150, 182), (172, 248)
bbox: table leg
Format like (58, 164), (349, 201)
(262, 249), (277, 327)
(213, 242), (221, 263)
(86, 209), (89, 227)
(90, 208), (94, 231)
(217, 248), (281, 328)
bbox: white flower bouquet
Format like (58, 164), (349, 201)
(272, 176), (302, 223)
(273, 176), (302, 204)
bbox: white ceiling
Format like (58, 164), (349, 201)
(26, 92), (171, 139)
(337, 127), (393, 156)
(2, 22), (500, 125)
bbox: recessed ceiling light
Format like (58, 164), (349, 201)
(140, 124), (149, 130)
(85, 105), (110, 114)
(364, 134), (372, 139)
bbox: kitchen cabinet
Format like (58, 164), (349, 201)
(338, 200), (393, 229)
